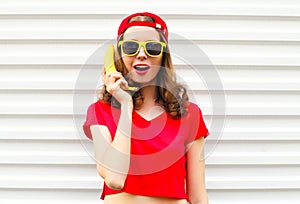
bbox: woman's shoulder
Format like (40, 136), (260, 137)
(84, 100), (114, 121)
(182, 101), (205, 123)
(184, 101), (209, 140)
(88, 100), (111, 111)
(185, 101), (203, 114)
(83, 100), (112, 140)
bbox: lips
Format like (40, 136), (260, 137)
(133, 64), (150, 75)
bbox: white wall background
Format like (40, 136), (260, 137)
(0, 0), (300, 203)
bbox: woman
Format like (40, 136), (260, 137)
(83, 12), (209, 204)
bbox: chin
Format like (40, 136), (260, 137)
(131, 77), (157, 86)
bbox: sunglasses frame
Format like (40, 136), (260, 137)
(118, 40), (167, 57)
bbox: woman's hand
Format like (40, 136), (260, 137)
(102, 71), (133, 104)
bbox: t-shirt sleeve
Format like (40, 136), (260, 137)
(185, 103), (209, 144)
(82, 102), (106, 141)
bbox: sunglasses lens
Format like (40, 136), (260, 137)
(122, 41), (139, 55)
(146, 42), (162, 56)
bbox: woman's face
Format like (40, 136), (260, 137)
(120, 26), (163, 85)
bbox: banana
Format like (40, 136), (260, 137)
(104, 44), (117, 73)
(104, 44), (137, 91)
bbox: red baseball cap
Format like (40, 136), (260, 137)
(117, 12), (168, 42)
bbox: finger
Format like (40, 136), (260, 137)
(120, 79), (129, 90)
(106, 84), (115, 93)
(114, 78), (123, 87)
(107, 72), (123, 84)
(105, 71), (121, 76)
(106, 78), (123, 93)
(108, 72), (123, 78)
(116, 78), (129, 90)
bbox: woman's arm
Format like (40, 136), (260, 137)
(186, 137), (209, 204)
(91, 101), (133, 190)
(90, 71), (133, 190)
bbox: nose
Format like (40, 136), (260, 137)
(136, 46), (147, 59)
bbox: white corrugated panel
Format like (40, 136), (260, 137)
(0, 0), (299, 204)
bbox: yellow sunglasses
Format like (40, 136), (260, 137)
(118, 40), (166, 57)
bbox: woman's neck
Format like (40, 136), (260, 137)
(136, 85), (165, 120)
(140, 86), (158, 106)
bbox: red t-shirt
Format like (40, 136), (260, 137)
(82, 100), (209, 201)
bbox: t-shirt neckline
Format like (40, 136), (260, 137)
(133, 109), (166, 122)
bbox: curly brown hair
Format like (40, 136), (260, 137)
(97, 18), (189, 119)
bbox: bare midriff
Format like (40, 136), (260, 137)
(104, 192), (187, 204)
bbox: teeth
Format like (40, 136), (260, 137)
(136, 66), (148, 68)
(135, 66), (149, 70)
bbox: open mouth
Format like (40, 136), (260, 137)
(134, 65), (150, 71)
